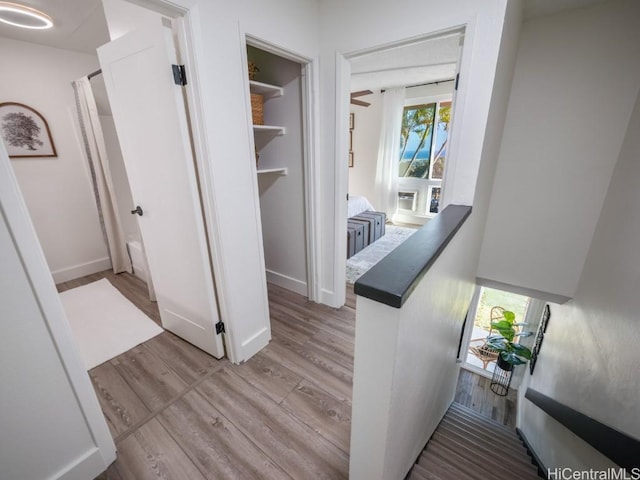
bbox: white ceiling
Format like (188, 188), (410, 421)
(0, 0), (606, 69)
(350, 33), (461, 91)
(0, 0), (610, 63)
(523, 0), (609, 19)
(0, 0), (109, 54)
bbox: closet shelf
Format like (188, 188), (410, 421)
(249, 80), (283, 99)
(253, 125), (286, 149)
(257, 167), (288, 176)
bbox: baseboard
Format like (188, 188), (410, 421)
(239, 326), (271, 363)
(56, 447), (115, 480)
(516, 427), (548, 479)
(265, 269), (307, 297)
(320, 288), (339, 308)
(52, 257), (111, 284)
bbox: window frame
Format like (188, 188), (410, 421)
(398, 93), (453, 219)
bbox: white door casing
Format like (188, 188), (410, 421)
(98, 25), (225, 358)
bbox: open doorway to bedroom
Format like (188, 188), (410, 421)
(344, 30), (463, 302)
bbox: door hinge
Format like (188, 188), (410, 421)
(455, 73), (460, 91)
(172, 64), (187, 86)
(215, 320), (225, 335)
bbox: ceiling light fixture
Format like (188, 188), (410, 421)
(0, 2), (53, 30)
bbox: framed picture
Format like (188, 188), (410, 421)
(541, 304), (551, 333)
(349, 112), (354, 130)
(348, 151), (354, 168)
(0, 102), (57, 158)
(530, 304), (550, 374)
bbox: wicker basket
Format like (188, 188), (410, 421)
(251, 93), (264, 125)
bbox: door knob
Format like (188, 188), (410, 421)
(131, 206), (143, 216)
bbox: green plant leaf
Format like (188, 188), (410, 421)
(503, 311), (516, 323)
(510, 343), (532, 359)
(491, 320), (516, 341)
(486, 337), (508, 351)
(502, 352), (527, 365)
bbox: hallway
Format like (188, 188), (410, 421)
(61, 273), (353, 479)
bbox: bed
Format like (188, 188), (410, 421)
(348, 195), (376, 219)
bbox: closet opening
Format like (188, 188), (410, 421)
(245, 39), (316, 301)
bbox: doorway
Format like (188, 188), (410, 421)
(343, 30), (464, 301)
(246, 41), (313, 300)
(463, 286), (531, 376)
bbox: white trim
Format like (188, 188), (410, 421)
(52, 257), (112, 284)
(336, 25), (470, 309)
(1, 139), (115, 478)
(240, 326), (271, 361)
(246, 35), (321, 304)
(176, 8), (237, 363)
(265, 269), (308, 296)
(122, 1), (237, 360)
(461, 362), (494, 380)
(459, 285), (481, 361)
(440, 17), (476, 209)
(320, 288), (335, 306)
(302, 60), (322, 303)
(332, 52), (350, 308)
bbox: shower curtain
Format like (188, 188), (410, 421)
(72, 77), (132, 274)
(375, 87), (405, 220)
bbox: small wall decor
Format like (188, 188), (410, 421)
(529, 304), (550, 374)
(349, 113), (354, 167)
(0, 103), (57, 158)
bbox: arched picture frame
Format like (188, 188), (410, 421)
(0, 102), (57, 158)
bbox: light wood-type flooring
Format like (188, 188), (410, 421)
(454, 368), (518, 428)
(59, 272), (354, 479)
(58, 272), (514, 478)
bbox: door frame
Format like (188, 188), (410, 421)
(129, 0), (322, 360)
(243, 33), (321, 303)
(334, 25), (472, 308)
(121, 0), (236, 358)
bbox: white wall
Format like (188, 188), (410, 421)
(350, 218), (476, 479)
(0, 38), (110, 282)
(319, 0), (523, 306)
(478, 0), (640, 301)
(0, 142), (115, 479)
(349, 91), (383, 207)
(251, 46), (308, 296)
(348, 0), (525, 477)
(102, 0), (320, 361)
(517, 85), (640, 471)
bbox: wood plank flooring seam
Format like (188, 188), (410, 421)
(113, 360), (228, 444)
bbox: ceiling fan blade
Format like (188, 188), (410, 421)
(350, 99), (371, 107)
(350, 89), (373, 98)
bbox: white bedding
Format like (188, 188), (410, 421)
(348, 195), (375, 218)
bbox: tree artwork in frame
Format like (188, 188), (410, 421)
(0, 102), (57, 158)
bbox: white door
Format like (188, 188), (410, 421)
(97, 26), (225, 358)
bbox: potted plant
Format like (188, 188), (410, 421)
(486, 310), (533, 371)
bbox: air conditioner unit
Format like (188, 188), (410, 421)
(398, 191), (417, 211)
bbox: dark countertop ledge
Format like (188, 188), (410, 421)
(353, 204), (472, 309)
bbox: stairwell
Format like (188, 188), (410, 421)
(407, 402), (543, 480)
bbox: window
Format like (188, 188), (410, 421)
(396, 97), (451, 217)
(398, 100), (451, 180)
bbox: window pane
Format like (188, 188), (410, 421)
(398, 103), (436, 178)
(431, 101), (451, 180)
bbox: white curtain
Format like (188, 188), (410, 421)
(375, 87), (405, 219)
(72, 77), (132, 274)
